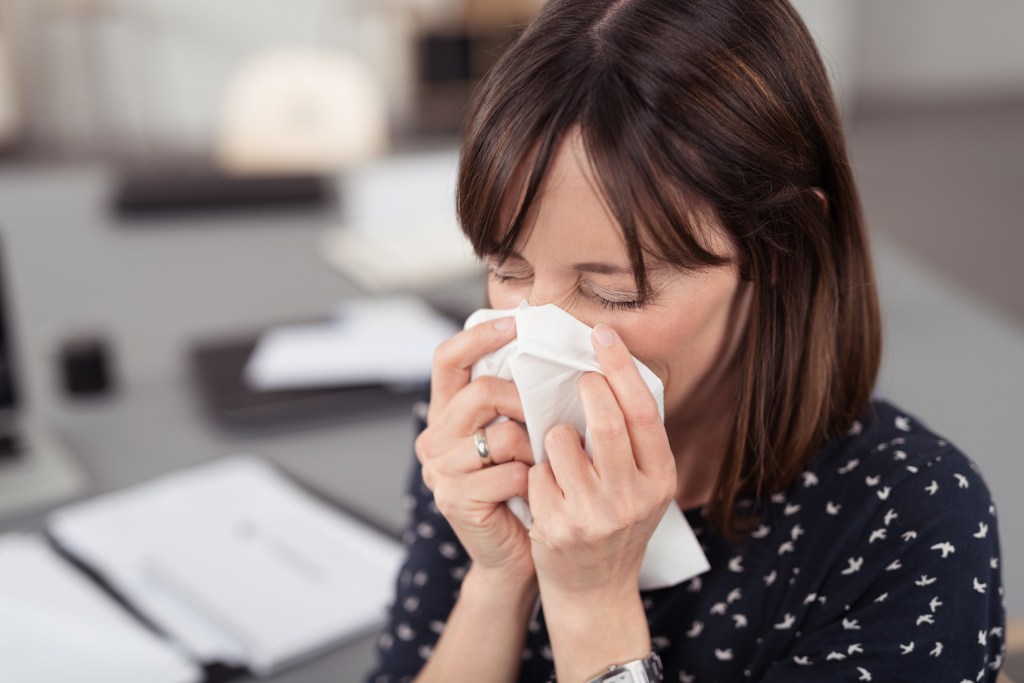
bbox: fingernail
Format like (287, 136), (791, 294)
(494, 317), (515, 332)
(593, 324), (616, 348)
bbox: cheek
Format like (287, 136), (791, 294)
(486, 281), (524, 309)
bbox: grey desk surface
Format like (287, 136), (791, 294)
(1, 161), (1021, 683)
(0, 161), (481, 682)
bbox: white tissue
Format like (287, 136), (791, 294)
(465, 303), (709, 589)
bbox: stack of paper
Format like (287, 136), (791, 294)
(49, 456), (404, 676)
(318, 149), (483, 291)
(0, 533), (200, 683)
(244, 295), (458, 391)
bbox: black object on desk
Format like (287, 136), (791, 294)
(189, 332), (422, 432)
(112, 163), (334, 217)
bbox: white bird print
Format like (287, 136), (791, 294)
(729, 555), (744, 572)
(778, 541), (795, 556)
(775, 613), (796, 630)
(803, 592), (818, 605)
(842, 556), (864, 575)
(930, 642), (943, 657)
(893, 449), (907, 460)
(869, 528), (887, 543)
(916, 614), (935, 626)
(710, 602), (728, 615)
(687, 577), (703, 592)
(838, 458), (860, 474)
(925, 480), (939, 495)
(771, 492), (786, 504)
(764, 570), (778, 586)
(714, 648), (733, 661)
(900, 642), (915, 654)
(791, 524), (805, 541)
(884, 508), (898, 526)
(727, 588), (742, 604)
(842, 618), (861, 630)
(784, 503), (801, 516)
(973, 577), (987, 594)
(733, 614), (748, 628)
(847, 643), (864, 655)
(685, 621), (704, 638)
(752, 524), (771, 538)
(865, 474), (880, 487)
(978, 630), (987, 645)
(826, 651), (846, 661)
(847, 420), (862, 435)
(902, 530), (918, 542)
(826, 501), (842, 515)
(874, 592), (888, 603)
(991, 626), (1004, 638)
(974, 522), (989, 539)
(886, 559), (902, 571)
(929, 596), (943, 612)
(877, 486), (891, 500)
(801, 471), (819, 487)
(895, 415), (911, 431)
(792, 655), (811, 665)
(906, 465), (919, 473)
(857, 666), (873, 681)
(991, 557), (999, 569)
(954, 473), (970, 489)
(679, 672), (695, 683)
(915, 575), (936, 586)
(931, 542), (956, 558)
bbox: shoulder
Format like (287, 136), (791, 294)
(802, 399), (995, 522)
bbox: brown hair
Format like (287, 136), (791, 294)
(456, 0), (881, 537)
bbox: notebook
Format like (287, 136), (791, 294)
(48, 455), (404, 677)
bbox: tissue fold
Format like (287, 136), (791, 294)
(465, 303), (709, 589)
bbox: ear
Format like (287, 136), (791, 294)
(811, 187), (828, 215)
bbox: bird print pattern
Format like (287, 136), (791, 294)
(366, 400), (1006, 682)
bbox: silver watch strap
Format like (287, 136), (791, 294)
(585, 651), (664, 683)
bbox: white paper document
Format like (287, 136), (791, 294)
(0, 533), (200, 683)
(465, 303), (710, 590)
(244, 295), (458, 391)
(49, 456), (404, 676)
(319, 149), (483, 291)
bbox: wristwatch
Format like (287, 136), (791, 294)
(585, 652), (664, 683)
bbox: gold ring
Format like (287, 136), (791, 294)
(474, 429), (493, 467)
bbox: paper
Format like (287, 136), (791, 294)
(0, 533), (200, 683)
(244, 295), (458, 391)
(49, 456), (404, 676)
(465, 303), (709, 589)
(319, 149), (483, 291)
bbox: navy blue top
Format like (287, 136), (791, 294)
(366, 400), (1006, 682)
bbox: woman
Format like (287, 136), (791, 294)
(367, 1), (1006, 681)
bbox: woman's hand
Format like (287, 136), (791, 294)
(528, 323), (677, 680)
(529, 322), (677, 597)
(415, 316), (537, 583)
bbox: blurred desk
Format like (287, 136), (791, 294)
(0, 161), (477, 682)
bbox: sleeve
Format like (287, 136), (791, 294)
(363, 417), (471, 683)
(758, 448), (1006, 683)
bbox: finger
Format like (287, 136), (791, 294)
(543, 424), (594, 495)
(577, 372), (636, 480)
(591, 324), (672, 474)
(443, 376), (525, 434)
(527, 461), (563, 521)
(459, 420), (535, 473)
(429, 317), (516, 422)
(440, 458), (532, 511)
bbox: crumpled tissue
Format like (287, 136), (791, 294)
(465, 302), (709, 590)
